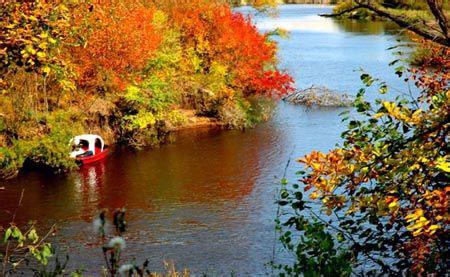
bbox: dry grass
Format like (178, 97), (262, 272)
(145, 261), (189, 277)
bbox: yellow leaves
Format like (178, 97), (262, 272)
(248, 0), (278, 9)
(375, 101), (423, 125)
(26, 46), (36, 55)
(152, 10), (168, 26)
(428, 224), (440, 235)
(387, 197), (399, 210)
(42, 66), (51, 75)
(373, 112), (384, 119)
(404, 209), (442, 236)
(410, 109), (423, 124)
(311, 162), (321, 171)
(435, 156), (450, 172)
(125, 111), (156, 130)
(38, 42), (48, 50)
(406, 213), (430, 236)
(405, 209), (424, 223)
(299, 149), (360, 210)
(37, 52), (46, 59)
(383, 101), (396, 114)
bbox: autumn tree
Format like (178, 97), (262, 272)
(0, 0), (76, 101)
(70, 0), (161, 90)
(166, 0), (293, 98)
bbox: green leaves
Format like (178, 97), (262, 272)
(274, 211), (353, 276)
(2, 225), (53, 270)
(278, 50), (450, 274)
(29, 243), (53, 265)
(27, 229), (39, 244)
(379, 83), (388, 94)
(395, 66), (405, 77)
(360, 73), (374, 87)
(4, 227), (12, 243)
(3, 226), (26, 246)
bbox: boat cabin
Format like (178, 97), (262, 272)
(70, 134), (109, 164)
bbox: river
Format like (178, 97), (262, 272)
(0, 5), (412, 275)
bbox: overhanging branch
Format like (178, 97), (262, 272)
(320, 1), (450, 47)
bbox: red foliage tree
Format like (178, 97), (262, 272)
(168, 0), (294, 98)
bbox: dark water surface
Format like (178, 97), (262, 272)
(1, 5), (411, 275)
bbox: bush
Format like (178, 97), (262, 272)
(0, 110), (84, 178)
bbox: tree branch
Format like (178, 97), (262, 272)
(426, 0), (448, 38)
(320, 1), (450, 47)
(319, 5), (362, 18)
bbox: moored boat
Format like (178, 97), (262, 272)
(70, 134), (109, 165)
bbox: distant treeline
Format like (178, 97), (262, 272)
(231, 0), (439, 7)
(230, 0), (339, 4)
(283, 0), (338, 3)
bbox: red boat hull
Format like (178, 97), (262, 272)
(76, 148), (109, 165)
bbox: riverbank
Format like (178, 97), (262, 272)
(0, 0), (292, 180)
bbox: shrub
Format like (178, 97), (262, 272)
(0, 110), (84, 178)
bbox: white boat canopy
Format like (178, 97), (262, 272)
(71, 134), (105, 153)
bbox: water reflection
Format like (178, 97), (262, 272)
(257, 14), (341, 33)
(73, 161), (106, 221)
(334, 18), (400, 35)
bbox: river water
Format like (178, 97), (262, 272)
(1, 5), (411, 275)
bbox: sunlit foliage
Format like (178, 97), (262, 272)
(0, 0), (75, 94)
(166, 0), (293, 98)
(70, 0), (161, 90)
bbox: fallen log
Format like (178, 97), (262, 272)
(284, 86), (354, 107)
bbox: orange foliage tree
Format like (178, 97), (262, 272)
(70, 0), (161, 90)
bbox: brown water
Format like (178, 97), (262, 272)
(0, 5), (412, 275)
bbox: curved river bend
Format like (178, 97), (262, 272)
(1, 5), (411, 275)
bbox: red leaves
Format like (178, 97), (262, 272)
(250, 70), (295, 98)
(69, 0), (293, 97)
(167, 0), (294, 98)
